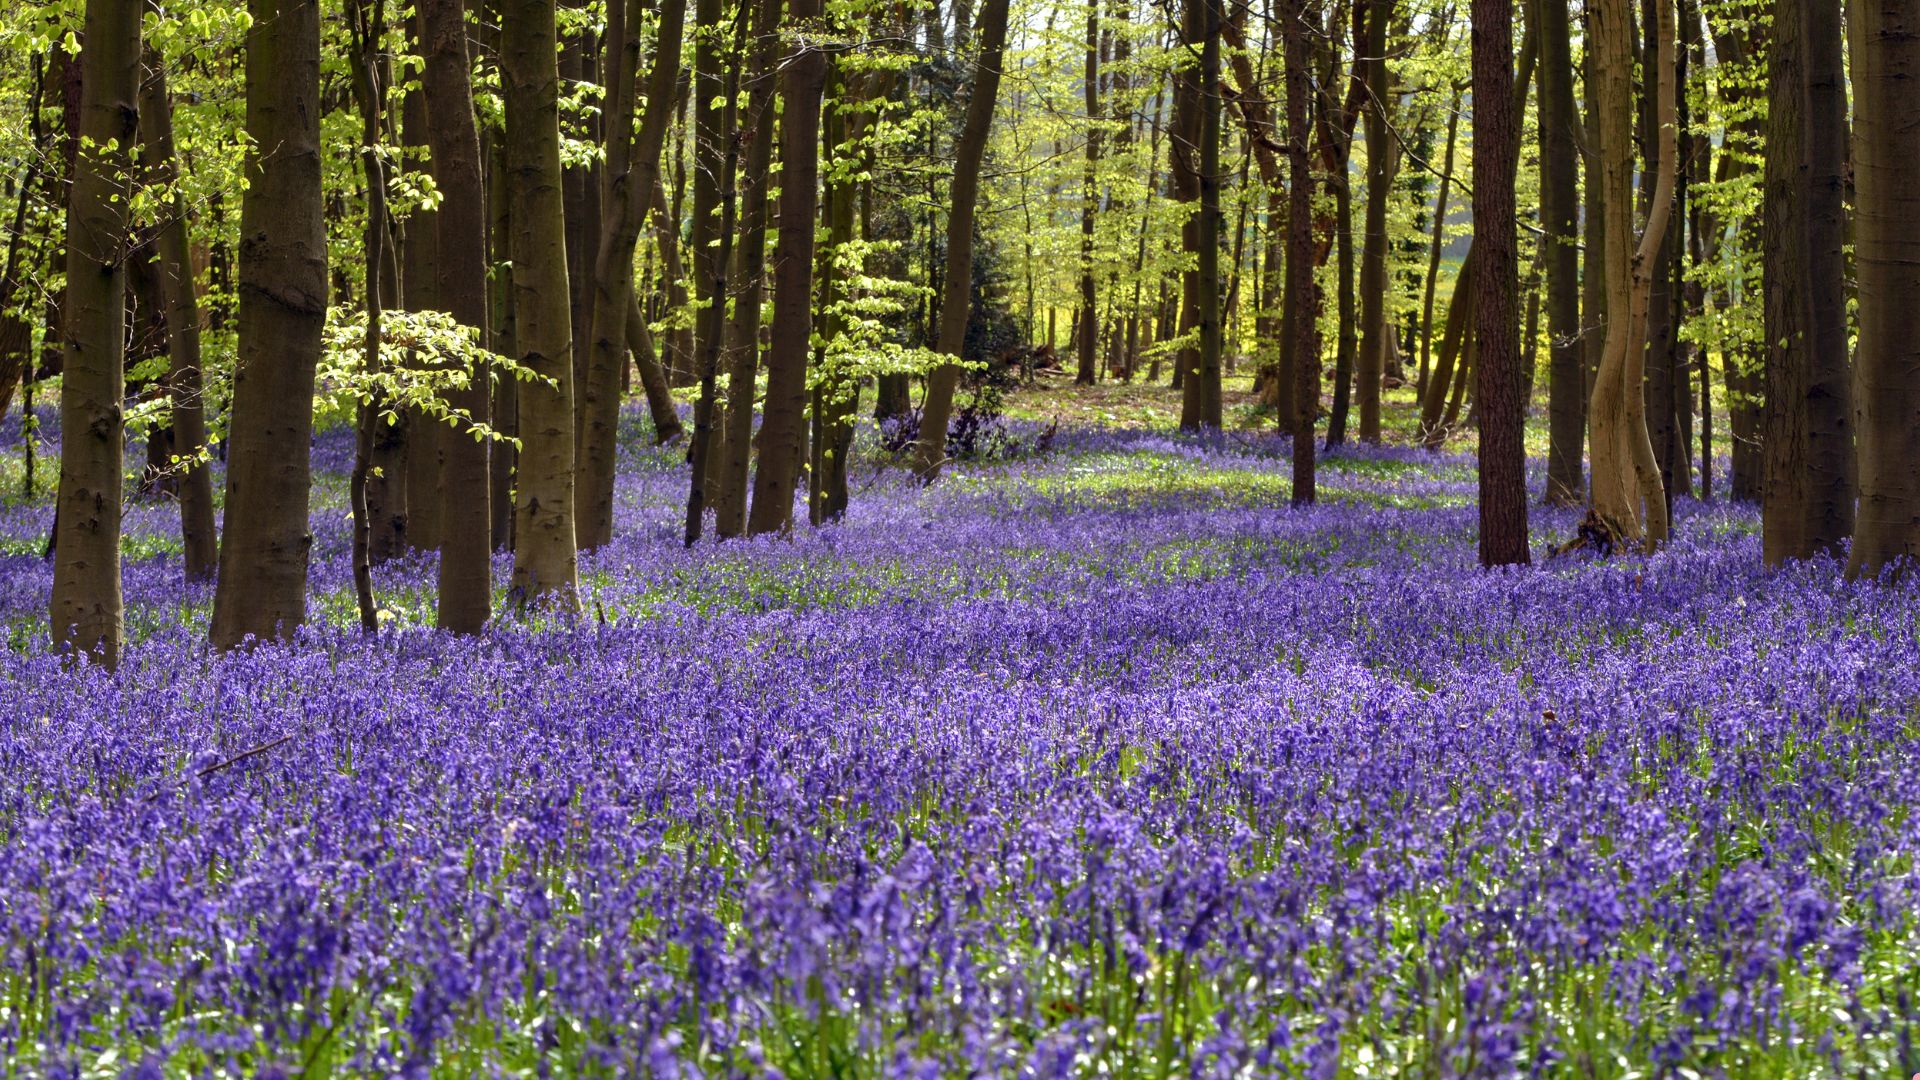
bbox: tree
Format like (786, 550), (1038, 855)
(712, 0), (780, 538)
(1075, 0), (1100, 387)
(210, 0), (328, 648)
(576, 0), (687, 549)
(1188, 0), (1223, 429)
(502, 0), (580, 605)
(1471, 0), (1528, 566)
(1761, 0), (1852, 566)
(1587, 0), (1675, 550)
(1537, 0), (1583, 505)
(1283, 0), (1317, 506)
(51, 0), (141, 665)
(911, 0), (1013, 482)
(748, 0), (831, 528)
(421, 0), (496, 629)
(1848, 1), (1920, 578)
(137, 44), (218, 582)
(1355, 0), (1393, 444)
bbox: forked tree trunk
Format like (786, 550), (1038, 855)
(137, 48), (218, 581)
(576, 0), (686, 549)
(211, 0), (327, 648)
(1588, 0), (1674, 550)
(502, 0), (580, 606)
(909, 0), (1013, 482)
(1472, 0), (1529, 566)
(712, 0), (781, 537)
(1848, 1), (1920, 577)
(421, 0), (495, 628)
(52, 0), (141, 665)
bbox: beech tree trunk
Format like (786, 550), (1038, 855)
(1284, 0), (1318, 506)
(402, 73), (443, 555)
(137, 49), (218, 581)
(713, 0), (781, 537)
(576, 0), (686, 549)
(1848, 1), (1920, 577)
(1538, 0), (1582, 505)
(1355, 0), (1393, 443)
(909, 0), (1013, 482)
(420, 0), (495, 629)
(1588, 0), (1675, 550)
(1472, 0), (1529, 566)
(1190, 0), (1224, 429)
(1762, 0), (1853, 566)
(211, 0), (327, 648)
(52, 0), (141, 665)
(747, 0), (831, 527)
(502, 0), (580, 606)
(1076, 0), (1100, 387)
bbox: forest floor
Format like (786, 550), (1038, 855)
(0, 387), (1915, 1075)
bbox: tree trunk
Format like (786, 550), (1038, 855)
(1327, 163), (1356, 444)
(1194, 0), (1224, 428)
(713, 0), (781, 537)
(1418, 85), (1462, 400)
(1641, 0), (1681, 519)
(1539, 0), (1582, 504)
(576, 0), (686, 549)
(1472, 0), (1530, 566)
(403, 75), (444, 555)
(1284, 0), (1318, 505)
(747, 0), (832, 526)
(1763, 0), (1853, 566)
(1355, 0), (1393, 443)
(488, 127), (518, 550)
(910, 0), (1013, 482)
(421, 0), (495, 629)
(1075, 0), (1100, 386)
(684, 17), (742, 544)
(502, 0), (580, 606)
(137, 49), (219, 581)
(1847, 1), (1920, 577)
(52, 0), (141, 665)
(1588, 0), (1674, 550)
(211, 0), (327, 648)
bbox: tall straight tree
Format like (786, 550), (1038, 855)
(1075, 0), (1100, 387)
(1538, 0), (1583, 504)
(1588, 0), (1675, 550)
(911, 0), (1014, 480)
(1471, 0), (1528, 565)
(502, 0), (580, 605)
(420, 0), (495, 630)
(1188, 0), (1224, 429)
(748, 0), (831, 527)
(577, 0), (686, 549)
(51, 0), (140, 664)
(713, 0), (781, 538)
(1761, 0), (1852, 566)
(1354, 0), (1392, 443)
(1283, 0), (1317, 506)
(137, 45), (218, 582)
(1848, 1), (1920, 577)
(211, 0), (327, 648)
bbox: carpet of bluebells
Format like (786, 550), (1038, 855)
(1, 402), (1917, 1078)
